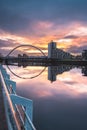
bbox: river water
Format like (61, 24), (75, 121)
(6, 65), (87, 130)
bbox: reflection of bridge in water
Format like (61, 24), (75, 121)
(0, 42), (87, 82)
(2, 56), (87, 66)
(1, 57), (87, 82)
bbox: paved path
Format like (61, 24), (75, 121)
(0, 80), (8, 130)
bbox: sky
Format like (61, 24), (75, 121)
(0, 0), (87, 55)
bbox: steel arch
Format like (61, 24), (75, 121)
(6, 44), (46, 79)
(6, 44), (46, 57)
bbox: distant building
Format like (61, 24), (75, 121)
(48, 41), (56, 58)
(48, 41), (72, 59)
(75, 55), (82, 60)
(18, 53), (28, 58)
(82, 50), (87, 60)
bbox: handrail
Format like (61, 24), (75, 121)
(0, 70), (21, 130)
(0, 65), (36, 130)
(7, 83), (36, 130)
(22, 106), (36, 130)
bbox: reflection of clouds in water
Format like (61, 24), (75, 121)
(5, 65), (87, 98)
(57, 68), (87, 94)
(15, 68), (87, 99)
(7, 65), (46, 79)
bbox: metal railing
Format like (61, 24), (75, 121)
(0, 65), (36, 130)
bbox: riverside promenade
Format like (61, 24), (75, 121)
(0, 65), (36, 130)
(0, 78), (8, 130)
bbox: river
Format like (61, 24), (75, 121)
(6, 65), (87, 130)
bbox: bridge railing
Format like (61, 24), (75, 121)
(0, 65), (36, 130)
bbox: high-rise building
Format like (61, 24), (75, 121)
(48, 41), (72, 59)
(48, 41), (56, 58)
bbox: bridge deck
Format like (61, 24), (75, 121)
(0, 80), (8, 130)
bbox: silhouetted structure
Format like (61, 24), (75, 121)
(48, 41), (72, 59)
(82, 50), (87, 60)
(0, 43), (87, 67)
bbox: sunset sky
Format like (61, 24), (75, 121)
(1, 2), (87, 129)
(0, 0), (87, 55)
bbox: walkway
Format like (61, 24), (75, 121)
(0, 79), (8, 130)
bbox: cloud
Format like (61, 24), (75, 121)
(64, 35), (79, 39)
(67, 44), (87, 54)
(0, 0), (87, 36)
(0, 0), (87, 55)
(0, 39), (16, 47)
(63, 81), (78, 85)
(0, 39), (19, 55)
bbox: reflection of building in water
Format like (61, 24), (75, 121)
(48, 41), (72, 59)
(82, 66), (87, 76)
(48, 65), (73, 82)
(17, 54), (48, 67)
(0, 53), (3, 63)
(18, 53), (29, 67)
(82, 50), (87, 60)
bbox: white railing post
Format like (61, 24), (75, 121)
(0, 65), (36, 130)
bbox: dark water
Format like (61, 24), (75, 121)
(7, 65), (87, 130)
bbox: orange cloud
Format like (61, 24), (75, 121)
(0, 21), (87, 55)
